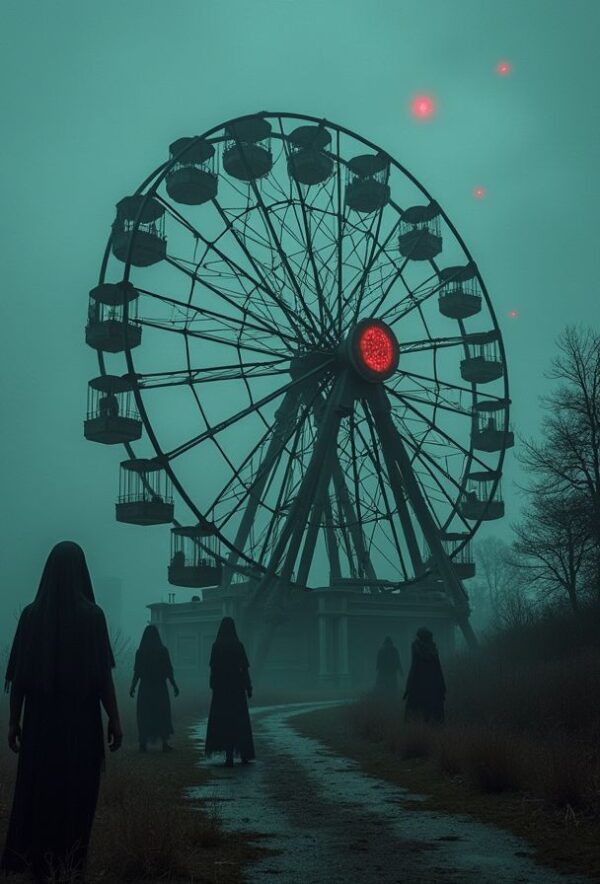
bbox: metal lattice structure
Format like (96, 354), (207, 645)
(85, 111), (513, 649)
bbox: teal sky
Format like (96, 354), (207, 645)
(1, 0), (598, 640)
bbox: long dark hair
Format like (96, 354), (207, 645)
(135, 625), (168, 677)
(6, 541), (105, 696)
(215, 617), (239, 644)
(138, 625), (164, 654)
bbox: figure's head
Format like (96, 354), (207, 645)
(37, 541), (95, 603)
(416, 626), (433, 641)
(216, 616), (238, 642)
(383, 635), (394, 646)
(140, 624), (162, 649)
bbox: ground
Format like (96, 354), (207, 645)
(192, 703), (595, 884)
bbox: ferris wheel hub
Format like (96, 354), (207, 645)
(346, 318), (399, 382)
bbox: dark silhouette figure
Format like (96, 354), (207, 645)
(1, 541), (121, 882)
(403, 627), (446, 724)
(375, 635), (403, 696)
(171, 549), (185, 569)
(98, 393), (119, 418)
(205, 617), (255, 767)
(130, 625), (178, 752)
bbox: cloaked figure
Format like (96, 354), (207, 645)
(403, 627), (446, 724)
(375, 636), (403, 696)
(205, 617), (255, 767)
(130, 625), (179, 753)
(1, 541), (122, 882)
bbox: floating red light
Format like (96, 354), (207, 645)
(411, 95), (436, 120)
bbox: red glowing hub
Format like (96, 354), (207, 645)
(473, 185), (486, 199)
(496, 60), (511, 76)
(348, 319), (399, 381)
(359, 325), (395, 373)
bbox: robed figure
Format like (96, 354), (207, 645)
(375, 636), (403, 696)
(205, 617), (255, 767)
(130, 625), (179, 752)
(1, 541), (122, 882)
(403, 627), (446, 724)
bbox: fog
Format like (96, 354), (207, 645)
(1, 0), (598, 648)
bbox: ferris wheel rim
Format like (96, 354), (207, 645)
(93, 110), (511, 584)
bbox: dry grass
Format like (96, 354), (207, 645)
(0, 685), (263, 884)
(291, 603), (600, 881)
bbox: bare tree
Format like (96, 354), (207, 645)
(518, 325), (600, 598)
(471, 536), (534, 630)
(511, 494), (593, 613)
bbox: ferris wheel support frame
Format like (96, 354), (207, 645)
(367, 385), (477, 649)
(220, 387), (302, 589)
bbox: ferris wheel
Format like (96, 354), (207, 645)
(84, 111), (513, 646)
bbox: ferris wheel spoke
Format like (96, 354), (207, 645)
(138, 284), (298, 350)
(158, 197), (309, 343)
(335, 128), (345, 336)
(387, 387), (493, 474)
(380, 275), (451, 326)
(255, 397), (316, 567)
(358, 260), (405, 321)
(164, 256), (289, 345)
(209, 196), (318, 344)
(353, 408), (410, 580)
(213, 376), (326, 532)
(133, 357), (292, 390)
(395, 367), (503, 402)
(397, 392), (471, 418)
(226, 138), (326, 347)
(331, 214), (402, 337)
(368, 259), (438, 322)
(275, 124), (334, 333)
(392, 420), (468, 498)
(137, 317), (289, 360)
(348, 412), (363, 527)
(350, 207), (386, 324)
(392, 432), (473, 533)
(163, 253), (300, 349)
(163, 359), (334, 462)
(396, 333), (471, 355)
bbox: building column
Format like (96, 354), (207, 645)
(318, 615), (329, 680)
(337, 614), (351, 688)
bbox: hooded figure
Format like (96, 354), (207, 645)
(1, 541), (121, 882)
(403, 627), (446, 724)
(375, 636), (403, 696)
(130, 625), (178, 752)
(205, 617), (255, 767)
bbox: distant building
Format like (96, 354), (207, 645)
(148, 580), (455, 691)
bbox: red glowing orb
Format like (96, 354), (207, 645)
(473, 186), (486, 199)
(496, 60), (511, 76)
(411, 94), (436, 120)
(508, 309), (519, 319)
(358, 324), (396, 374)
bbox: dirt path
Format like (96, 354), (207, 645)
(189, 703), (593, 884)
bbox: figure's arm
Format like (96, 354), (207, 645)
(8, 685), (24, 752)
(240, 645), (252, 697)
(99, 673), (123, 752)
(94, 608), (122, 751)
(129, 672), (140, 697)
(166, 651), (179, 696)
